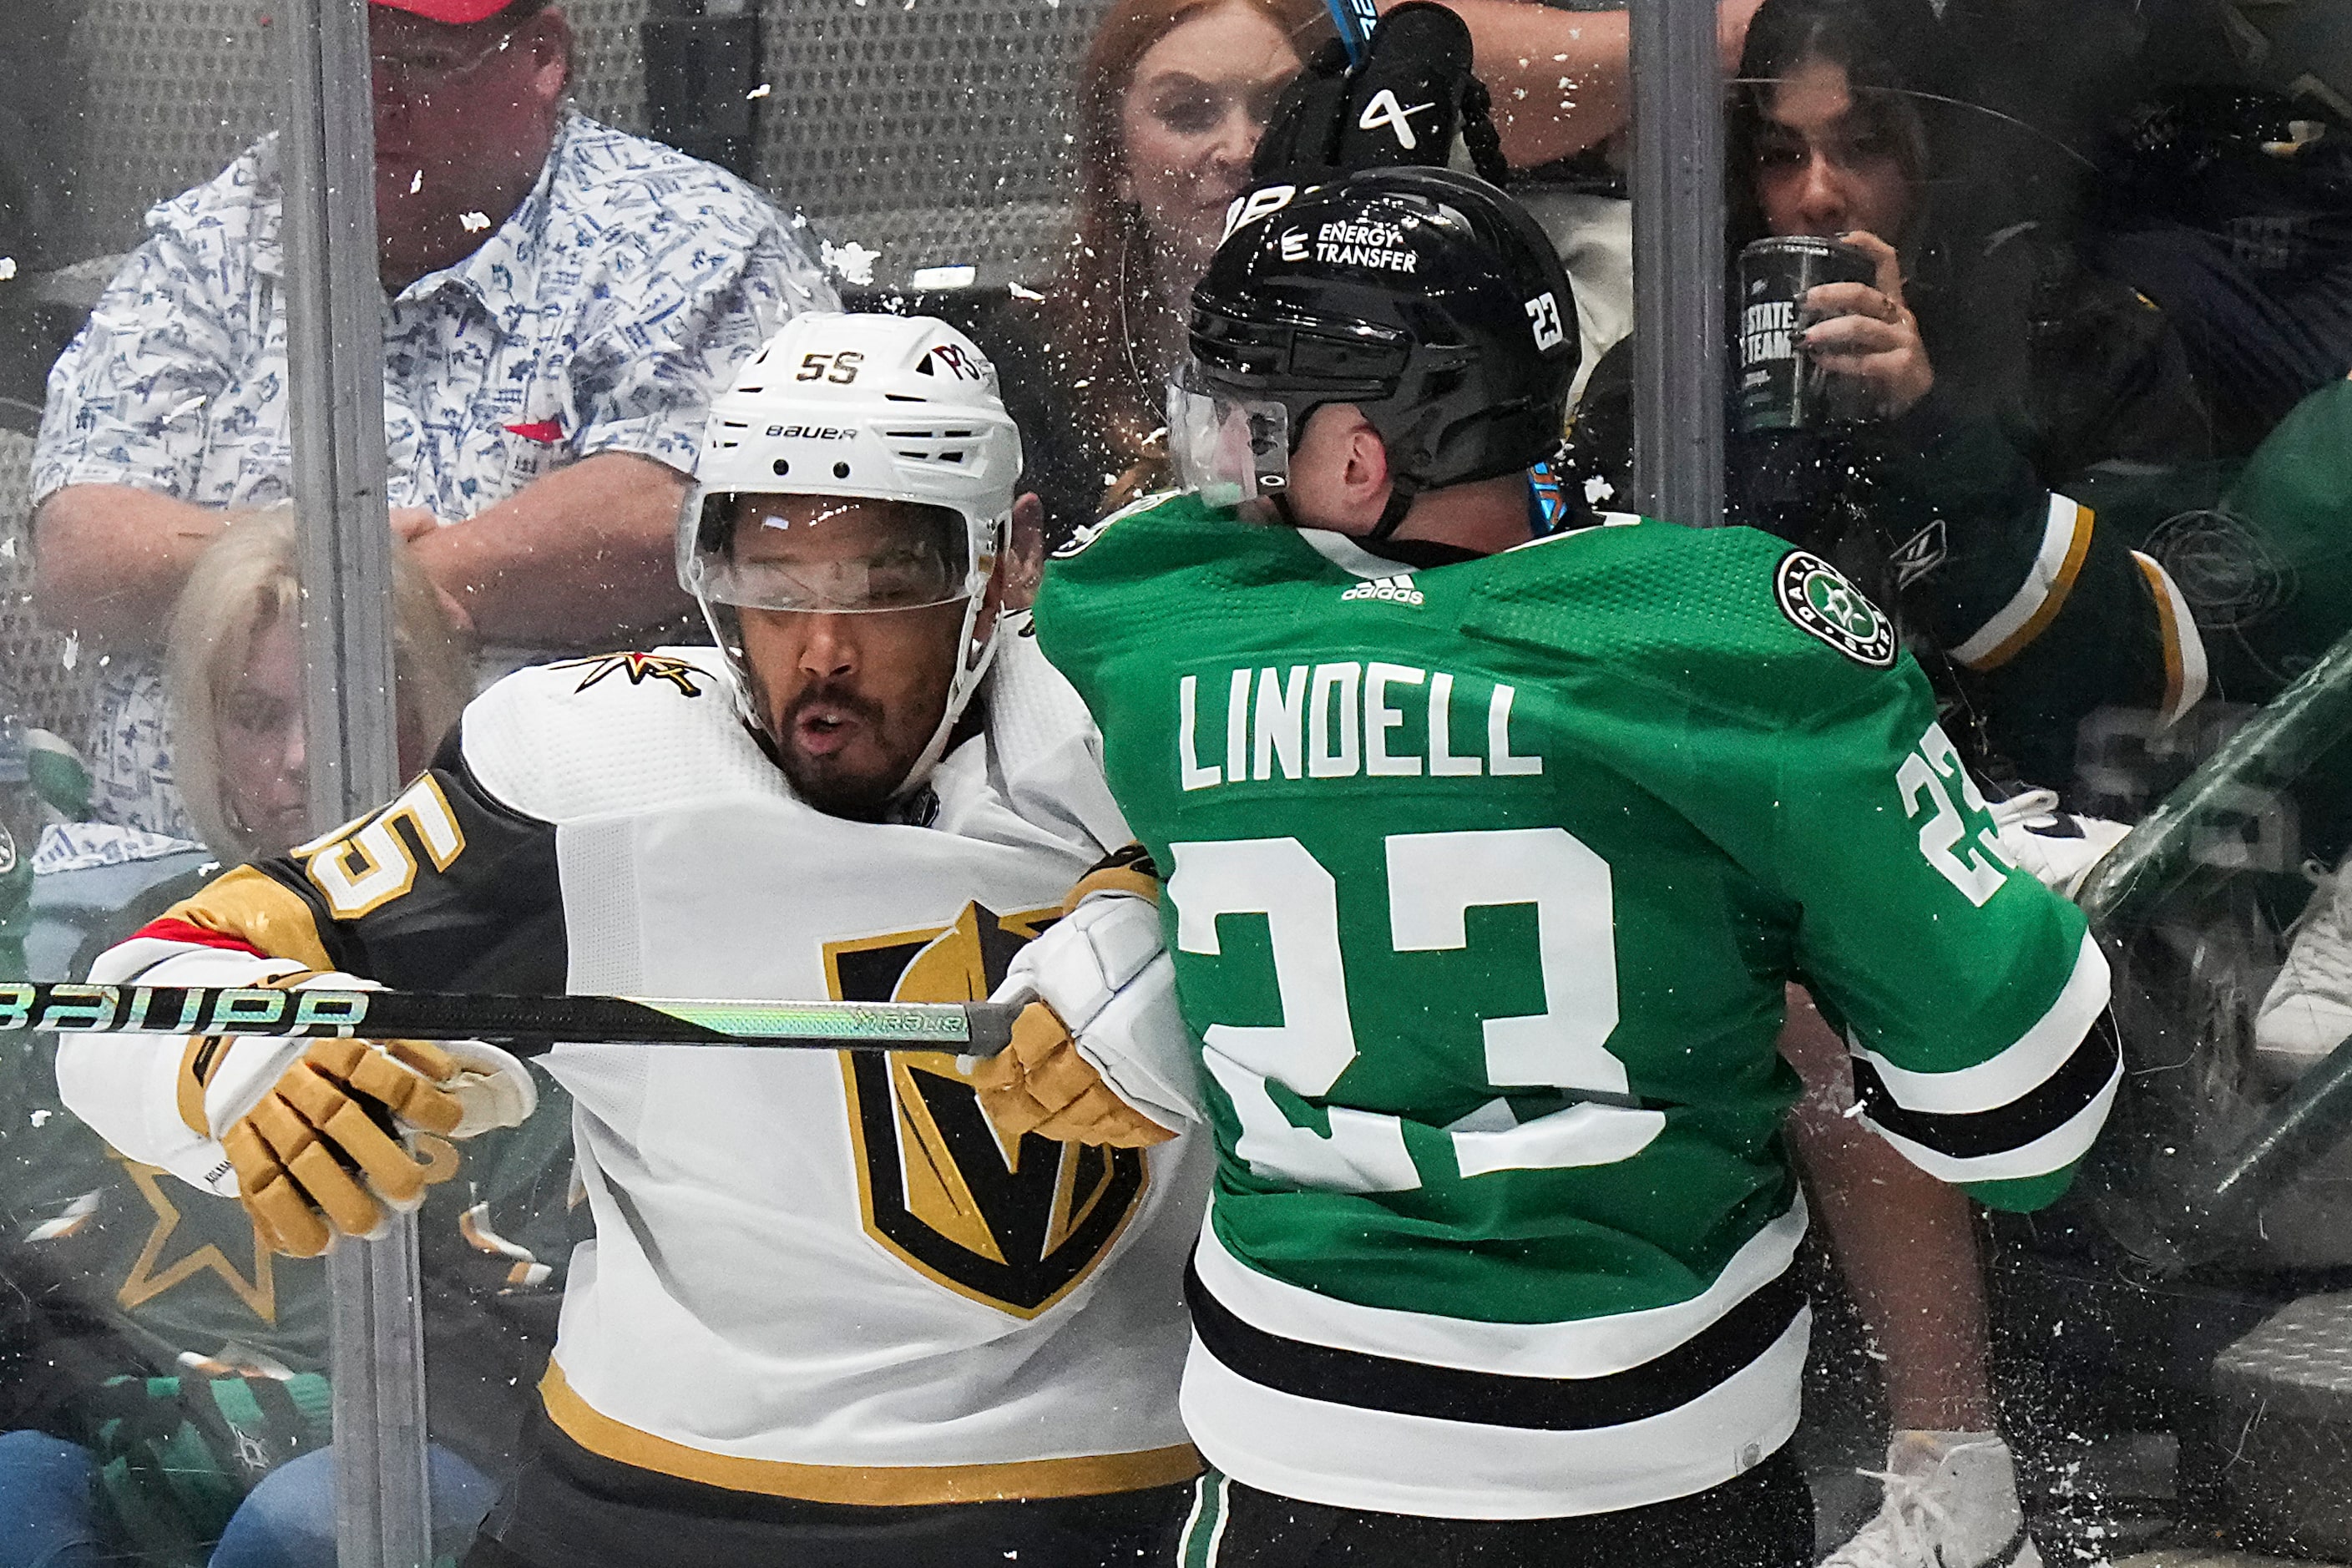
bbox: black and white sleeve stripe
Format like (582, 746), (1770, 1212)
(1849, 932), (2119, 1183)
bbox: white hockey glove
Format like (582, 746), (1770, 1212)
(59, 961), (534, 1258)
(967, 878), (1201, 1149)
(1985, 789), (2130, 903)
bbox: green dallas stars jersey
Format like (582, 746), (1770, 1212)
(1034, 493), (2117, 1521)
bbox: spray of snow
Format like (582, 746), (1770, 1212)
(821, 239), (882, 286)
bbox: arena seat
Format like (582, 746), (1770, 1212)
(0, 430), (98, 754)
(755, 0), (1103, 291)
(54, 0), (1097, 290)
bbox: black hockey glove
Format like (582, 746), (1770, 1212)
(1252, 2), (1510, 187)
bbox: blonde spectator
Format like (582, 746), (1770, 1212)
(166, 506), (471, 861)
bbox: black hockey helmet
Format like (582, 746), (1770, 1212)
(1174, 165), (1576, 535)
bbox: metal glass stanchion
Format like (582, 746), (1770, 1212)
(1629, 0), (1727, 528)
(281, 1), (432, 1562)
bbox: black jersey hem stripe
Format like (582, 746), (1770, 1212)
(1852, 1013), (2119, 1161)
(1183, 1263), (1804, 1432)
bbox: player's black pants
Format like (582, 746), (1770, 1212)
(460, 1410), (1191, 1568)
(1174, 1449), (1815, 1568)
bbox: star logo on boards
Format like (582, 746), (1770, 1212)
(230, 1424), (273, 1476)
(554, 651), (708, 697)
(114, 1157), (278, 1322)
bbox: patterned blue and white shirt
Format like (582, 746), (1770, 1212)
(34, 110), (836, 837)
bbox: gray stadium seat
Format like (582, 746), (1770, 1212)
(66, 1), (277, 260)
(0, 430), (99, 751)
(62, 0), (650, 264)
(58, 0), (1100, 288)
(756, 0), (1106, 290)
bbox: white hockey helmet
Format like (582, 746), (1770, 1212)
(680, 311), (1024, 797)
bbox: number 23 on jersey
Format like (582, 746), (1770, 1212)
(1167, 828), (1665, 1196)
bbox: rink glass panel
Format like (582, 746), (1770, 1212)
(0, 10), (313, 1568)
(0, 2), (1139, 1563)
(1703, 4), (2352, 1563)
(13, 2), (2352, 1565)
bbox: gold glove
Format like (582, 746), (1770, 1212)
(221, 1037), (466, 1257)
(969, 1001), (1176, 1150)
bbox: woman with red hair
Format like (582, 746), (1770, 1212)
(990, 0), (1328, 546)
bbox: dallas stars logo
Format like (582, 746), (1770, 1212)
(1775, 550), (1896, 668)
(554, 651), (707, 697)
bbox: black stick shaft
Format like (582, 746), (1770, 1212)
(0, 982), (1019, 1059)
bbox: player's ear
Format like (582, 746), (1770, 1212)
(999, 493), (1045, 613)
(1343, 417), (1393, 525)
(524, 7), (575, 103)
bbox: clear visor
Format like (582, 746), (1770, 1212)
(686, 493), (977, 614)
(1167, 363), (1290, 508)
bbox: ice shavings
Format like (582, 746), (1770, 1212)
(821, 239), (881, 286)
(461, 210), (492, 232)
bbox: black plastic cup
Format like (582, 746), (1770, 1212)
(1735, 235), (1880, 432)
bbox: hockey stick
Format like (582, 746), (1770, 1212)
(2079, 624), (2352, 933)
(0, 982), (1020, 1058)
(1324, 0), (1378, 63)
(2075, 625), (2352, 1252)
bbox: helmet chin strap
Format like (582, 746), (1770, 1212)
(1269, 480), (1418, 543)
(888, 589), (999, 802)
(1366, 480), (1419, 543)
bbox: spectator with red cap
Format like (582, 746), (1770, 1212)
(30, 0), (836, 840)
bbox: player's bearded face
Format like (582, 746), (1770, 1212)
(728, 509), (971, 819)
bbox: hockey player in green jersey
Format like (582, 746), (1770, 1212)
(1008, 166), (2121, 1565)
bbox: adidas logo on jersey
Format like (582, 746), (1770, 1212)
(1340, 574), (1423, 606)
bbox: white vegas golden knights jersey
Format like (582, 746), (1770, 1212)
(63, 629), (1209, 1505)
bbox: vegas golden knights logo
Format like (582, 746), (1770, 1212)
(827, 903), (1149, 1318)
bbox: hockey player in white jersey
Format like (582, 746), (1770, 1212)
(55, 312), (1209, 1567)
